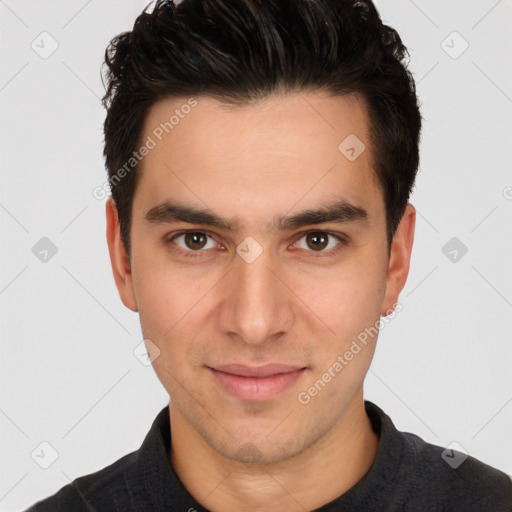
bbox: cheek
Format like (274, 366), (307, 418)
(303, 256), (386, 330)
(134, 268), (200, 393)
(132, 256), (216, 365)
(296, 263), (386, 398)
(132, 254), (178, 345)
(133, 242), (195, 322)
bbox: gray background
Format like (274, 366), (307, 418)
(1, 0), (511, 510)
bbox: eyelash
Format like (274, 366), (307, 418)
(164, 230), (347, 258)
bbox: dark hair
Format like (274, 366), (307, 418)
(102, 0), (421, 256)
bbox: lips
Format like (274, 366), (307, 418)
(209, 363), (305, 377)
(207, 363), (307, 401)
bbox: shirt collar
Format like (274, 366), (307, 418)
(123, 400), (403, 511)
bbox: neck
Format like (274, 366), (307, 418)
(169, 392), (379, 511)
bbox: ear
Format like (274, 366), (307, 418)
(381, 204), (416, 315)
(105, 197), (138, 312)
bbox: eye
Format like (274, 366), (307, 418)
(293, 231), (345, 255)
(166, 229), (346, 258)
(168, 231), (218, 253)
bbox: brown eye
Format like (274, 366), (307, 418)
(294, 231), (345, 255)
(169, 231), (217, 253)
(183, 232), (208, 250)
(305, 232), (329, 251)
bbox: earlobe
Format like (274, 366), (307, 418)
(105, 198), (138, 312)
(381, 204), (416, 315)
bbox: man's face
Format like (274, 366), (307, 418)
(109, 92), (409, 464)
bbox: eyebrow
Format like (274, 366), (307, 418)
(144, 198), (369, 232)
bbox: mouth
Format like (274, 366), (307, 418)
(207, 364), (307, 402)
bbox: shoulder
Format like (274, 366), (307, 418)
(24, 406), (172, 511)
(24, 451), (138, 511)
(399, 430), (512, 510)
(363, 401), (512, 511)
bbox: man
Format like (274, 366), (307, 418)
(26, 0), (512, 510)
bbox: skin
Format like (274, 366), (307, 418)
(106, 91), (415, 511)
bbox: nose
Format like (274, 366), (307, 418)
(217, 242), (294, 347)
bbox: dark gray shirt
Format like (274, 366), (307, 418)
(25, 401), (512, 511)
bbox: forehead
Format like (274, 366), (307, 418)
(140, 91), (372, 160)
(133, 91), (383, 230)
